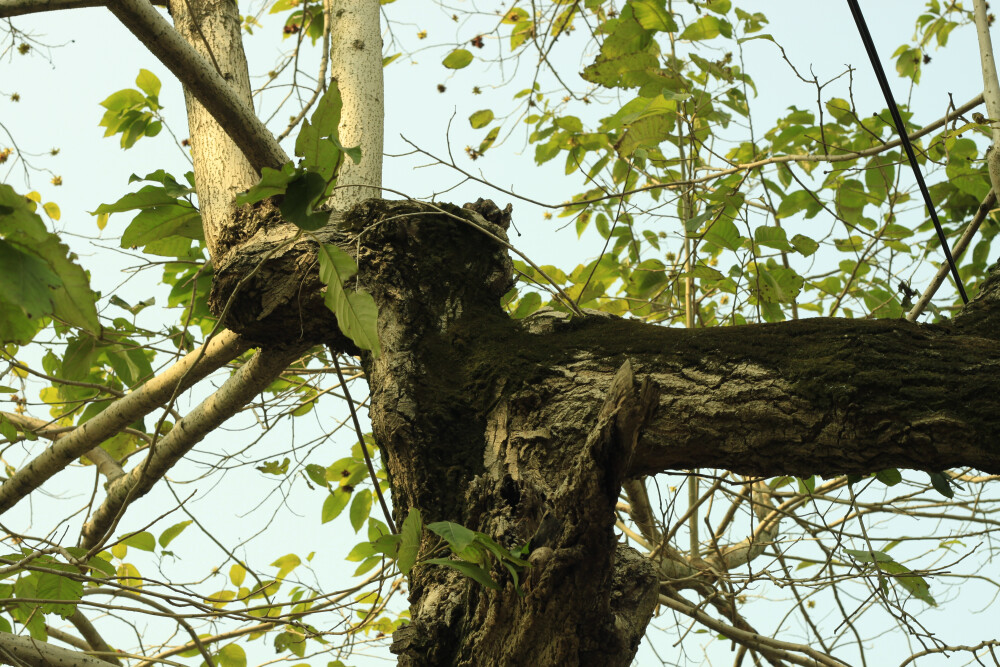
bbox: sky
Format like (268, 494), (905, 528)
(1, 1), (996, 665)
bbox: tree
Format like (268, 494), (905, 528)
(1, 0), (1000, 665)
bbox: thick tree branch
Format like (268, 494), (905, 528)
(106, 0), (288, 173)
(624, 317), (1000, 477)
(1, 412), (126, 482)
(0, 331), (248, 515)
(0, 0), (100, 18)
(80, 344), (304, 549)
(0, 632), (111, 667)
(463, 304), (1000, 481)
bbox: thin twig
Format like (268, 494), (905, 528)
(332, 353), (396, 534)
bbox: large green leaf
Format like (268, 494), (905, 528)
(423, 558), (499, 590)
(443, 49), (474, 69)
(398, 508), (422, 575)
(426, 520), (477, 554)
(317, 244), (381, 356)
(0, 240), (59, 318)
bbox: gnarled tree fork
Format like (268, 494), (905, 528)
(208, 193), (1000, 665)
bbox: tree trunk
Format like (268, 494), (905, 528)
(203, 196), (1000, 664)
(167, 0), (260, 259)
(327, 0), (383, 210)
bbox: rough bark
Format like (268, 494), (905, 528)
(200, 197), (1000, 664)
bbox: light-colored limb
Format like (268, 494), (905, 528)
(165, 0), (262, 258)
(0, 331), (248, 515)
(0, 631), (111, 667)
(80, 344), (304, 550)
(327, 0), (383, 211)
(0, 0), (99, 18)
(106, 0), (288, 174)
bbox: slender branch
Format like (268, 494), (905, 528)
(658, 593), (849, 667)
(106, 0), (288, 172)
(80, 344), (303, 549)
(621, 478), (661, 545)
(0, 0), (100, 18)
(0, 331), (248, 515)
(400, 92), (985, 210)
(974, 0), (1000, 194)
(907, 188), (997, 321)
(332, 355), (396, 534)
(1, 412), (125, 482)
(132, 565), (391, 667)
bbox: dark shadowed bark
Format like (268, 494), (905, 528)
(208, 198), (1000, 665)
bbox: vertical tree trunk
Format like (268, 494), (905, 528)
(168, 0), (259, 258)
(355, 200), (658, 666)
(327, 0), (384, 210)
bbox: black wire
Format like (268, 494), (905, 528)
(846, 0), (968, 304)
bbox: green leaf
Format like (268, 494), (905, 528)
(702, 217), (741, 251)
(0, 241), (59, 318)
(443, 49), (474, 69)
(510, 291), (542, 319)
(230, 563), (246, 587)
(100, 88), (145, 113)
(680, 15), (720, 40)
(680, 265), (724, 281)
(121, 531), (156, 552)
(398, 508), (422, 575)
(217, 643), (247, 667)
(790, 234), (819, 257)
(843, 547), (893, 564)
(321, 488), (351, 523)
(469, 109), (494, 129)
(121, 204), (202, 249)
(317, 244), (381, 357)
(349, 490), (372, 533)
(305, 463), (327, 486)
(279, 171), (329, 231)
(631, 0), (678, 32)
(35, 570), (82, 618)
(37, 236), (101, 335)
(929, 472), (954, 498)
(426, 520), (477, 554)
(271, 553), (300, 580)
(257, 458), (290, 475)
(423, 558), (499, 589)
(0, 184), (49, 240)
(754, 226), (792, 252)
(755, 265), (803, 303)
(135, 69), (161, 99)
(346, 541), (375, 562)
(237, 162), (298, 206)
(61, 336), (97, 381)
(875, 468), (902, 486)
(295, 83), (348, 189)
(158, 521), (192, 548)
